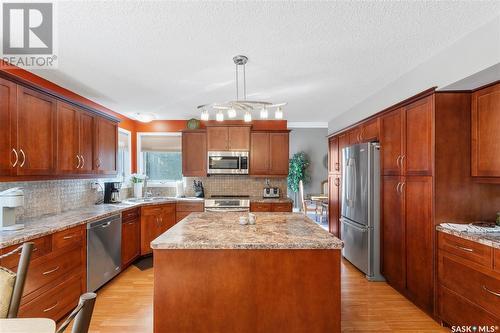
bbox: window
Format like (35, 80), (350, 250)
(117, 128), (132, 183)
(138, 133), (182, 186)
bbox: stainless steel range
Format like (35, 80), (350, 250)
(204, 195), (250, 212)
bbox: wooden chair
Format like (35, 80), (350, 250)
(299, 180), (321, 220)
(0, 242), (34, 318)
(321, 180), (328, 195)
(56, 292), (97, 333)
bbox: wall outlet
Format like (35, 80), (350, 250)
(91, 182), (102, 191)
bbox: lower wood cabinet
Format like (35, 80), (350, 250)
(141, 203), (176, 255)
(0, 225), (86, 322)
(249, 202), (292, 212)
(176, 201), (204, 223)
(121, 208), (141, 268)
(328, 174), (340, 237)
(437, 232), (499, 327)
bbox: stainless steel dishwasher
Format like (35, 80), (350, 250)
(87, 214), (122, 292)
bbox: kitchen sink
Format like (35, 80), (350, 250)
(122, 196), (200, 204)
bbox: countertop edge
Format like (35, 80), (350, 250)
(436, 225), (500, 250)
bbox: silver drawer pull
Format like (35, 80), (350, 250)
(483, 285), (500, 297)
(43, 301), (58, 312)
(453, 245), (474, 253)
(63, 235), (74, 239)
(42, 266), (60, 275)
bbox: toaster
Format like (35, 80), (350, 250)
(263, 187), (280, 198)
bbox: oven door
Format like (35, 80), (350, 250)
(208, 152), (247, 174)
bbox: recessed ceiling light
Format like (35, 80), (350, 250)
(132, 112), (157, 123)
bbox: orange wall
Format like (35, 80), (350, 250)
(1, 63), (288, 173)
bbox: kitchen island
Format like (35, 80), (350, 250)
(151, 212), (343, 333)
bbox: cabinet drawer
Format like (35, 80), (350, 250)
(142, 206), (163, 216)
(23, 245), (83, 296)
(161, 203), (176, 215)
(495, 249), (500, 273)
(0, 236), (52, 269)
(250, 202), (272, 212)
(52, 225), (84, 251)
(271, 202), (293, 212)
(438, 232), (492, 267)
(438, 253), (500, 318)
(122, 207), (140, 221)
(19, 273), (82, 321)
(438, 285), (498, 327)
(176, 201), (204, 212)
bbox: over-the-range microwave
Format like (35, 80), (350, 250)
(207, 151), (249, 175)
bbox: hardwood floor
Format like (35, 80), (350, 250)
(81, 257), (447, 333)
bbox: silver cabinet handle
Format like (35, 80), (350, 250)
(401, 155), (406, 168)
(63, 235), (74, 240)
(453, 245), (473, 253)
(42, 266), (60, 275)
(76, 155), (81, 168)
(101, 221), (112, 228)
(11, 148), (18, 167)
(482, 285), (500, 297)
(396, 155), (402, 169)
(80, 155), (85, 168)
(96, 157), (101, 168)
(400, 182), (405, 193)
(396, 182), (401, 194)
(43, 301), (58, 312)
(19, 149), (26, 167)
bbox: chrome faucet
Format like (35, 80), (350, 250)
(143, 176), (152, 198)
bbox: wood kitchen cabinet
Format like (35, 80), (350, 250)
(95, 117), (118, 175)
(122, 208), (141, 268)
(250, 131), (290, 177)
(176, 201), (204, 222)
(207, 126), (250, 151)
(182, 130), (207, 177)
(328, 136), (340, 174)
(380, 108), (405, 176)
(471, 83), (500, 178)
(328, 174), (340, 237)
(140, 203), (176, 255)
(16, 86), (57, 176)
(249, 202), (293, 212)
(360, 118), (379, 142)
(348, 127), (361, 145)
(0, 77), (17, 176)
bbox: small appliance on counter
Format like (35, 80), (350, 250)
(175, 181), (185, 198)
(193, 180), (204, 198)
(0, 187), (24, 231)
(104, 182), (122, 204)
(263, 187), (280, 199)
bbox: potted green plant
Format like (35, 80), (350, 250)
(287, 152), (310, 206)
(131, 173), (146, 198)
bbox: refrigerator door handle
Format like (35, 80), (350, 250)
(341, 218), (368, 232)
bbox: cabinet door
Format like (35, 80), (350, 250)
(56, 102), (80, 174)
(228, 126), (250, 151)
(328, 175), (340, 237)
(271, 202), (293, 212)
(122, 218), (140, 267)
(404, 176), (433, 314)
(348, 127), (361, 145)
(380, 108), (404, 176)
(182, 131), (207, 177)
(160, 204), (176, 232)
(328, 137), (340, 174)
(95, 117), (117, 175)
(381, 176), (405, 292)
(269, 132), (289, 176)
(360, 118), (379, 142)
(405, 96), (433, 176)
(140, 206), (163, 255)
(0, 78), (17, 176)
(207, 127), (228, 151)
(471, 83), (500, 177)
(17, 86), (57, 175)
(250, 202), (272, 212)
(250, 132), (270, 175)
(79, 111), (95, 173)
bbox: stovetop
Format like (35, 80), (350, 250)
(204, 195), (250, 208)
(209, 195), (250, 199)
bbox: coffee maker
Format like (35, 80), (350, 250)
(104, 182), (122, 204)
(0, 188), (24, 231)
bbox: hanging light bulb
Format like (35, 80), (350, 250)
(260, 107), (268, 119)
(216, 110), (224, 122)
(227, 108), (236, 118)
(275, 107), (283, 119)
(200, 109), (209, 121)
(244, 111), (252, 122)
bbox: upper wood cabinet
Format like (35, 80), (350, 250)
(348, 127), (361, 145)
(360, 118), (380, 142)
(471, 83), (500, 178)
(182, 130), (207, 177)
(250, 131), (289, 177)
(328, 174), (341, 237)
(16, 86), (57, 176)
(380, 108), (405, 176)
(328, 136), (340, 174)
(0, 77), (17, 176)
(207, 126), (250, 151)
(95, 117), (118, 175)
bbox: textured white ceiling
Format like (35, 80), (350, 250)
(31, 1), (500, 122)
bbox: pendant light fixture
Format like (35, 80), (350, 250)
(198, 55), (286, 121)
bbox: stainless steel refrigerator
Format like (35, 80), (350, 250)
(340, 142), (384, 281)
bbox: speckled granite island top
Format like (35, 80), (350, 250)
(151, 212), (343, 250)
(437, 224), (500, 249)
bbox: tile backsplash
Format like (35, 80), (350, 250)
(0, 176), (287, 221)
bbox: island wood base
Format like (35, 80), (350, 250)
(153, 249), (341, 333)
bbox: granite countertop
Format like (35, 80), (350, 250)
(0, 197), (201, 250)
(150, 212), (343, 250)
(436, 224), (500, 249)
